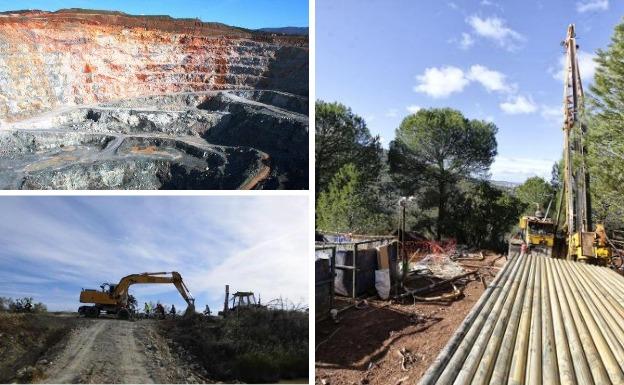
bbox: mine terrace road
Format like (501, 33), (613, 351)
(37, 318), (203, 384)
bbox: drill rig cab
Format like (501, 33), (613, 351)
(518, 211), (555, 257)
(79, 271), (195, 319)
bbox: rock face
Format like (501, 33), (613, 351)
(0, 9), (308, 190)
(0, 9), (308, 121)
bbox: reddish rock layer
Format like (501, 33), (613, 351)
(0, 9), (308, 121)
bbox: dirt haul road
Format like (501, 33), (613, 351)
(37, 318), (206, 384)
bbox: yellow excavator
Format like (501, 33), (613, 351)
(78, 271), (195, 319)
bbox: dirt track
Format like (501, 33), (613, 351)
(37, 318), (206, 384)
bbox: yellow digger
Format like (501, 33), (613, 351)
(78, 271), (195, 319)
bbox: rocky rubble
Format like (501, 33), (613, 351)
(0, 90), (308, 189)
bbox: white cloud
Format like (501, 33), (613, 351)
(541, 104), (562, 123)
(414, 64), (515, 98)
(406, 105), (422, 114)
(480, 0), (503, 10)
(576, 0), (608, 13)
(500, 95), (537, 114)
(414, 66), (470, 98)
(467, 15), (525, 51)
(467, 65), (512, 93)
(491, 156), (554, 182)
(0, 196), (309, 311)
(448, 2), (459, 10)
(554, 50), (597, 84)
(385, 108), (399, 118)
(460, 33), (474, 50)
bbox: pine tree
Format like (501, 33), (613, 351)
(587, 19), (624, 228)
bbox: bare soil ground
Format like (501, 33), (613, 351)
(0, 313), (80, 383)
(2, 310), (308, 384)
(38, 318), (207, 384)
(315, 252), (507, 385)
(0, 314), (209, 384)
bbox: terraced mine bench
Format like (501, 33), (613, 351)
(0, 91), (308, 189)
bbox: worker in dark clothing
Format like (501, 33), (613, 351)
(155, 303), (165, 319)
(170, 304), (176, 316)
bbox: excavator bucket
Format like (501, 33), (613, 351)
(183, 303), (196, 318)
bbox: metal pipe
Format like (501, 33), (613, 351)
(472, 251), (532, 385)
(525, 255), (542, 385)
(453, 254), (531, 384)
(564, 262), (624, 376)
(418, 254), (624, 385)
(507, 255), (535, 385)
(418, 253), (521, 385)
(435, 255), (526, 384)
(352, 243), (357, 301)
(539, 256), (559, 385)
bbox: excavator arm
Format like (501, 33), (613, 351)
(113, 271), (195, 310)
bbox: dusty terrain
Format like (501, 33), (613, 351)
(1, 309), (309, 384)
(0, 314), (208, 384)
(39, 318), (207, 384)
(315, 253), (507, 385)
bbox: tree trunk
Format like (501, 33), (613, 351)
(437, 179), (446, 241)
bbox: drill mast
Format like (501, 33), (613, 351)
(561, 24), (592, 258)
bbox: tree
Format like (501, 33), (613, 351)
(33, 302), (47, 313)
(587, 19), (624, 229)
(445, 180), (524, 250)
(389, 108), (498, 239)
(515, 176), (554, 215)
(316, 164), (388, 233)
(315, 101), (382, 195)
(0, 297), (9, 312)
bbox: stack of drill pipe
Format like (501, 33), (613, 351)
(418, 252), (624, 385)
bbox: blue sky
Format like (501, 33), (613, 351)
(317, 0), (623, 183)
(0, 196), (309, 312)
(0, 0), (308, 28)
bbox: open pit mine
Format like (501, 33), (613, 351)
(0, 9), (308, 189)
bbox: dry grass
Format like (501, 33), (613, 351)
(0, 313), (80, 383)
(161, 308), (309, 383)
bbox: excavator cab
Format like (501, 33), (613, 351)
(79, 271), (195, 319)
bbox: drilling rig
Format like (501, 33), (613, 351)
(555, 24), (611, 263)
